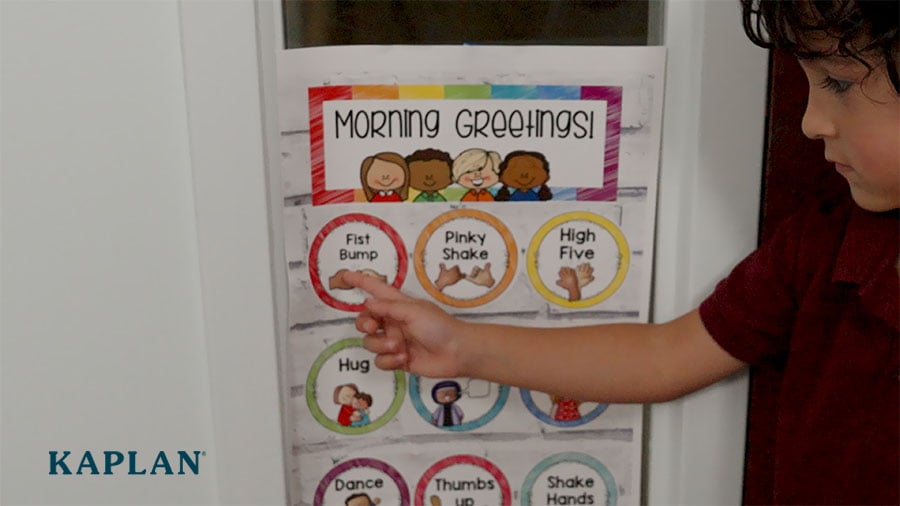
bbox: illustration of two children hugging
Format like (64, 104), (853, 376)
(334, 383), (372, 428)
(359, 148), (553, 203)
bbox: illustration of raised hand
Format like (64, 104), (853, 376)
(556, 266), (582, 302)
(466, 262), (495, 288)
(575, 263), (595, 288)
(434, 263), (465, 291)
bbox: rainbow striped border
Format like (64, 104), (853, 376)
(308, 84), (622, 205)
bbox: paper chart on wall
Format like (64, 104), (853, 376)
(278, 45), (665, 506)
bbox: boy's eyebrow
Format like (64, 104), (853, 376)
(797, 54), (868, 71)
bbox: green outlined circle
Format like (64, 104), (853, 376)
(305, 338), (406, 434)
(526, 212), (630, 308)
(520, 452), (618, 506)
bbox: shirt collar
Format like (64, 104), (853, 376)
(833, 204), (899, 330)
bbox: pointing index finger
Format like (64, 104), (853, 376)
(340, 269), (410, 301)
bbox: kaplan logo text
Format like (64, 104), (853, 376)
(48, 450), (205, 476)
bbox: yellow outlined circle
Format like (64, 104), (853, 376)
(414, 209), (518, 308)
(527, 212), (630, 308)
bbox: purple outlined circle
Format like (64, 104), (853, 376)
(313, 457), (410, 506)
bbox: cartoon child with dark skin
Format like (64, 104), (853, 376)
(345, 493), (380, 506)
(452, 148), (501, 202)
(430, 380), (464, 427)
(360, 152), (409, 202)
(334, 383), (359, 426)
(407, 148), (453, 202)
(494, 150), (553, 202)
(349, 392), (373, 427)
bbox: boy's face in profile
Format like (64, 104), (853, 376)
(797, 51), (899, 211)
(409, 160), (452, 193)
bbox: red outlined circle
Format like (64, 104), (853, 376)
(414, 454), (511, 506)
(309, 213), (408, 312)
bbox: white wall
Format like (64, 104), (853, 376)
(1, 1), (286, 504)
(648, 1), (768, 504)
(1, 0), (766, 505)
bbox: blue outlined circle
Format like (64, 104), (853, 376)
(521, 452), (618, 506)
(519, 388), (608, 427)
(408, 375), (509, 432)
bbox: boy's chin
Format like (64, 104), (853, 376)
(848, 187), (900, 212)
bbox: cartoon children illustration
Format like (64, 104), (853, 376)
(494, 150), (553, 202)
(430, 380), (464, 427)
(452, 148), (501, 202)
(334, 383), (359, 426)
(349, 392), (373, 427)
(360, 152), (409, 202)
(549, 394), (583, 422)
(345, 493), (380, 506)
(407, 148), (453, 202)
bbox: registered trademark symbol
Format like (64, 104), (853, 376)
(201, 451), (207, 456)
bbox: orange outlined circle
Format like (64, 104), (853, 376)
(414, 209), (517, 308)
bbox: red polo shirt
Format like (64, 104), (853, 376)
(700, 197), (899, 505)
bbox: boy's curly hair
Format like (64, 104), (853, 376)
(741, 0), (899, 93)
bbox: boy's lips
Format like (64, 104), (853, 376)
(833, 162), (854, 174)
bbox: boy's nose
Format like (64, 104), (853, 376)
(801, 91), (837, 140)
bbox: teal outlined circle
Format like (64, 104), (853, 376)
(306, 338), (406, 434)
(408, 375), (509, 432)
(521, 452), (618, 506)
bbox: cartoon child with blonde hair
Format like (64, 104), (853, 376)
(452, 148), (501, 202)
(360, 152), (409, 202)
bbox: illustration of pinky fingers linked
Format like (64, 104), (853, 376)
(306, 338), (406, 435)
(415, 209), (517, 308)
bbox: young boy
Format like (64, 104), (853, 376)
(341, 1), (898, 503)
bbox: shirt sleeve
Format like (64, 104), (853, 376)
(699, 208), (814, 368)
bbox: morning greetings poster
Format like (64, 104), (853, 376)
(277, 45), (665, 506)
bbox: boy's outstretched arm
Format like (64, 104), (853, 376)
(343, 271), (746, 403)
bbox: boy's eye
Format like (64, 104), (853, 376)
(819, 75), (854, 94)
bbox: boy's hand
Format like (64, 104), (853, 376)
(339, 270), (469, 378)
